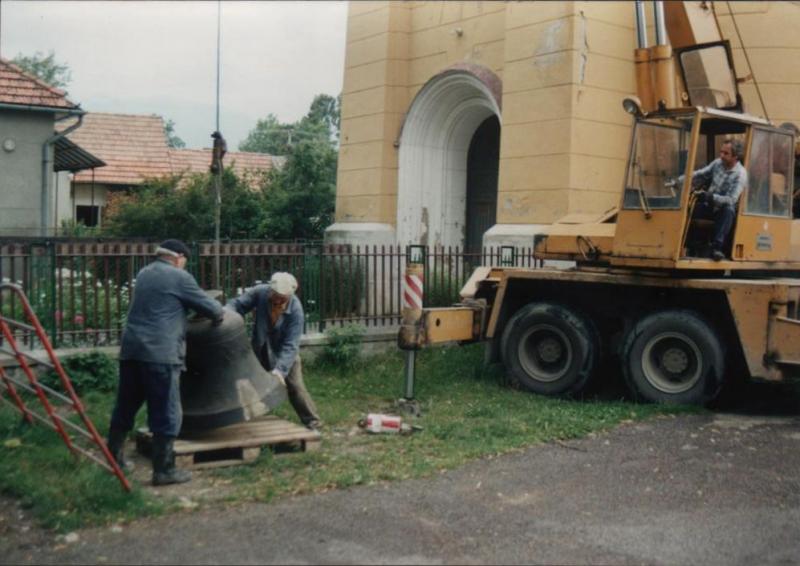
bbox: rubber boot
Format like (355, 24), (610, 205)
(151, 435), (191, 486)
(106, 428), (134, 471)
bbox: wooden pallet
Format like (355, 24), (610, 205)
(135, 416), (321, 470)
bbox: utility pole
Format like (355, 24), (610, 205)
(210, 130), (226, 289)
(211, 0), (223, 290)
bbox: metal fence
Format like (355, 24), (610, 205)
(1, 239), (538, 348)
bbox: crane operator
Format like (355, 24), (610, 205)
(670, 138), (748, 261)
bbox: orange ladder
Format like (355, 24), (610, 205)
(0, 283), (130, 491)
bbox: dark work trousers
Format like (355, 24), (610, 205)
(259, 345), (320, 425)
(692, 201), (736, 250)
(110, 360), (183, 437)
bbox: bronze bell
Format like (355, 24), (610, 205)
(179, 308), (287, 433)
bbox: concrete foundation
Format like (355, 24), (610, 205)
(325, 223), (396, 249)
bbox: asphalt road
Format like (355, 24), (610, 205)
(2, 384), (800, 565)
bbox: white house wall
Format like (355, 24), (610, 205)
(0, 110), (54, 237)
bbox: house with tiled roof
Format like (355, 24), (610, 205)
(55, 112), (283, 227)
(0, 58), (103, 237)
(57, 112), (173, 226)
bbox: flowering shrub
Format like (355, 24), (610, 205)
(0, 266), (130, 348)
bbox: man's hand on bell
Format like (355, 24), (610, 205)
(271, 369), (286, 388)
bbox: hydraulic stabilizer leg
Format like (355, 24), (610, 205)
(398, 262), (424, 411)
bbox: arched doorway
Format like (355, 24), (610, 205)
(466, 116), (500, 253)
(397, 66), (501, 249)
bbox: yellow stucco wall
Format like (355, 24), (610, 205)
(336, 1), (800, 229)
(338, 2), (409, 225)
(496, 1), (637, 225)
(717, 2), (800, 126)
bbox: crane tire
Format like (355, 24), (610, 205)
(501, 302), (598, 396)
(621, 309), (724, 405)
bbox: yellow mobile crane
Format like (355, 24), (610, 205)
(399, 1), (800, 405)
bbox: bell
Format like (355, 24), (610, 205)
(179, 308), (287, 433)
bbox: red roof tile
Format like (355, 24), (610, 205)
(0, 58), (78, 110)
(60, 113), (172, 185)
(169, 148), (277, 188)
(56, 112), (280, 187)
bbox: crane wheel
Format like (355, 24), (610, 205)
(621, 310), (724, 405)
(500, 302), (598, 396)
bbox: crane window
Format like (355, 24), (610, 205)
(745, 129), (793, 217)
(624, 120), (692, 210)
(678, 43), (739, 111)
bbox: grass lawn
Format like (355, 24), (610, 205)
(0, 344), (695, 531)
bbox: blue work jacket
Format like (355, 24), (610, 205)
(120, 259), (223, 365)
(226, 284), (304, 377)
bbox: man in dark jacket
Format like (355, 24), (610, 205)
(227, 272), (322, 430)
(107, 239), (224, 486)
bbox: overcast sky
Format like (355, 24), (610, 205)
(0, 0), (348, 150)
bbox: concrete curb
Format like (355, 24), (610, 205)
(0, 328), (400, 369)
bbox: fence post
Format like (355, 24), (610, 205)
(47, 241), (57, 346)
(406, 245), (427, 288)
(500, 245), (516, 267)
(28, 242), (57, 348)
(188, 241), (201, 282)
(302, 244), (323, 334)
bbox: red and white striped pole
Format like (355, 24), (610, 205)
(399, 262), (424, 400)
(402, 264), (424, 313)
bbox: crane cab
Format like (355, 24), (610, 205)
(610, 107), (797, 270)
(535, 37), (799, 272)
(535, 106), (797, 272)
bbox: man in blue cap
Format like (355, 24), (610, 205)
(106, 239), (224, 486)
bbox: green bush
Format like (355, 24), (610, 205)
(319, 258), (364, 319)
(423, 268), (464, 308)
(102, 168), (270, 241)
(40, 351), (118, 395)
(59, 219), (98, 237)
(320, 324), (365, 368)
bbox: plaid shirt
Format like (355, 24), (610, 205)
(691, 158), (748, 209)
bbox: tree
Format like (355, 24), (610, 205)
(258, 134), (337, 241)
(239, 93), (341, 155)
(246, 93), (340, 240)
(238, 114), (294, 155)
(102, 169), (269, 241)
(12, 50), (72, 89)
(164, 119), (186, 149)
(303, 94), (341, 143)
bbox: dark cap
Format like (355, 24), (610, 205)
(157, 239), (191, 257)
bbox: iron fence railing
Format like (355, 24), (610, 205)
(0, 239), (539, 348)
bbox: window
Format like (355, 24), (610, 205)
(679, 45), (738, 110)
(624, 119), (693, 210)
(75, 205), (100, 227)
(746, 129), (793, 217)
